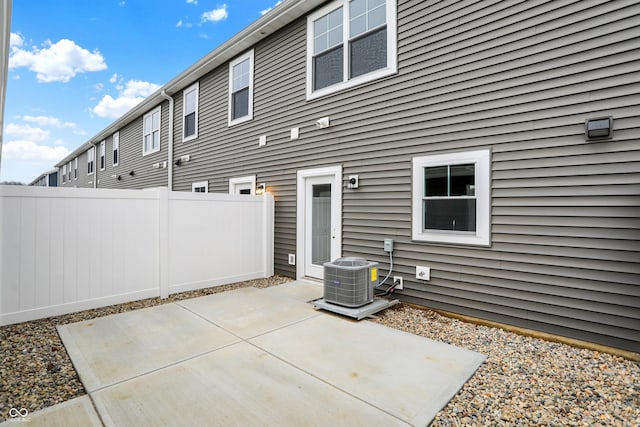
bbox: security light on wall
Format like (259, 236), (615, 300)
(315, 117), (330, 129)
(585, 117), (613, 140)
(256, 183), (266, 195)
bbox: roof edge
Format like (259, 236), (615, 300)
(55, 0), (324, 167)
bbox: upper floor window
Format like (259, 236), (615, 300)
(74, 158), (78, 179)
(113, 132), (120, 166)
(87, 147), (95, 175)
(228, 50), (254, 126)
(183, 83), (199, 141)
(99, 141), (106, 170)
(67, 162), (72, 181)
(412, 149), (491, 246)
(306, 0), (397, 100)
(62, 164), (66, 183)
(143, 106), (161, 156)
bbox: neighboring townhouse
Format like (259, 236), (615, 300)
(40, 0), (639, 352)
(29, 169), (58, 187)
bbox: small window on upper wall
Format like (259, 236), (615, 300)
(74, 158), (78, 179)
(306, 0), (397, 100)
(62, 164), (66, 183)
(183, 83), (199, 141)
(87, 147), (95, 175)
(99, 141), (106, 170)
(113, 132), (120, 166)
(143, 106), (161, 156)
(412, 149), (491, 246)
(228, 50), (254, 126)
(67, 162), (72, 181)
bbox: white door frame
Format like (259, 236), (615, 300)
(296, 165), (342, 280)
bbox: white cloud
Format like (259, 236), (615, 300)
(9, 38), (107, 83)
(92, 79), (161, 119)
(2, 140), (70, 162)
(20, 115), (79, 130)
(186, 0), (198, 4)
(109, 73), (119, 83)
(261, 1), (283, 15)
(202, 4), (228, 22)
(10, 32), (24, 47)
(5, 123), (50, 142)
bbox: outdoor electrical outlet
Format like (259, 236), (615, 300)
(416, 266), (430, 281)
(393, 276), (403, 290)
(383, 238), (394, 253)
(288, 254), (296, 265)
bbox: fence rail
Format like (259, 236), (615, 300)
(0, 186), (274, 325)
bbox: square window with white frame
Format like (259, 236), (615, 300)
(228, 50), (254, 126)
(307, 0), (397, 99)
(412, 149), (491, 246)
(183, 83), (199, 141)
(143, 106), (161, 155)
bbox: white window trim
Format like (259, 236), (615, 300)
(182, 82), (199, 142)
(142, 106), (161, 156)
(229, 175), (256, 195)
(412, 149), (491, 246)
(99, 140), (106, 171)
(228, 49), (254, 127)
(192, 181), (209, 193)
(87, 147), (95, 176)
(306, 0), (397, 100)
(113, 132), (120, 166)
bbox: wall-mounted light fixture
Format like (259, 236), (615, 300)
(315, 116), (330, 129)
(117, 175), (122, 181)
(129, 171), (135, 176)
(174, 155), (191, 167)
(348, 175), (359, 189)
(256, 183), (266, 195)
(585, 117), (613, 140)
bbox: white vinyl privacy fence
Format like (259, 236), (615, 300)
(0, 186), (274, 325)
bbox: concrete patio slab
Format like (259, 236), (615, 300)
(261, 279), (323, 302)
(177, 286), (320, 338)
(250, 313), (487, 426)
(55, 283), (486, 426)
(57, 303), (239, 392)
(92, 341), (409, 427)
(0, 396), (102, 427)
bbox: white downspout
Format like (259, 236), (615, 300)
(93, 144), (97, 189)
(160, 90), (174, 190)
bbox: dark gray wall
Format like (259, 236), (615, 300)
(85, 0), (640, 352)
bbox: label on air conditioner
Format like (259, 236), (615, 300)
(370, 267), (377, 282)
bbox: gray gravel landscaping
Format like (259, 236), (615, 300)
(2, 276), (639, 426)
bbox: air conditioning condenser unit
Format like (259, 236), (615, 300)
(323, 257), (378, 307)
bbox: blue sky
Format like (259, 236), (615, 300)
(1, 0), (283, 183)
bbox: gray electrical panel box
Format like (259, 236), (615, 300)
(383, 239), (394, 253)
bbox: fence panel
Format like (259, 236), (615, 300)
(0, 186), (274, 325)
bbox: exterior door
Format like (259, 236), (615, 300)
(297, 166), (342, 280)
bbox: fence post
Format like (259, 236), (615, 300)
(158, 188), (169, 298)
(263, 193), (274, 277)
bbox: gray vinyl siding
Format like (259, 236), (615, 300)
(99, 101), (169, 189)
(165, 0), (640, 352)
(58, 152), (92, 188)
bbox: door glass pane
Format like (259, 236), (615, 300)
(311, 184), (332, 265)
